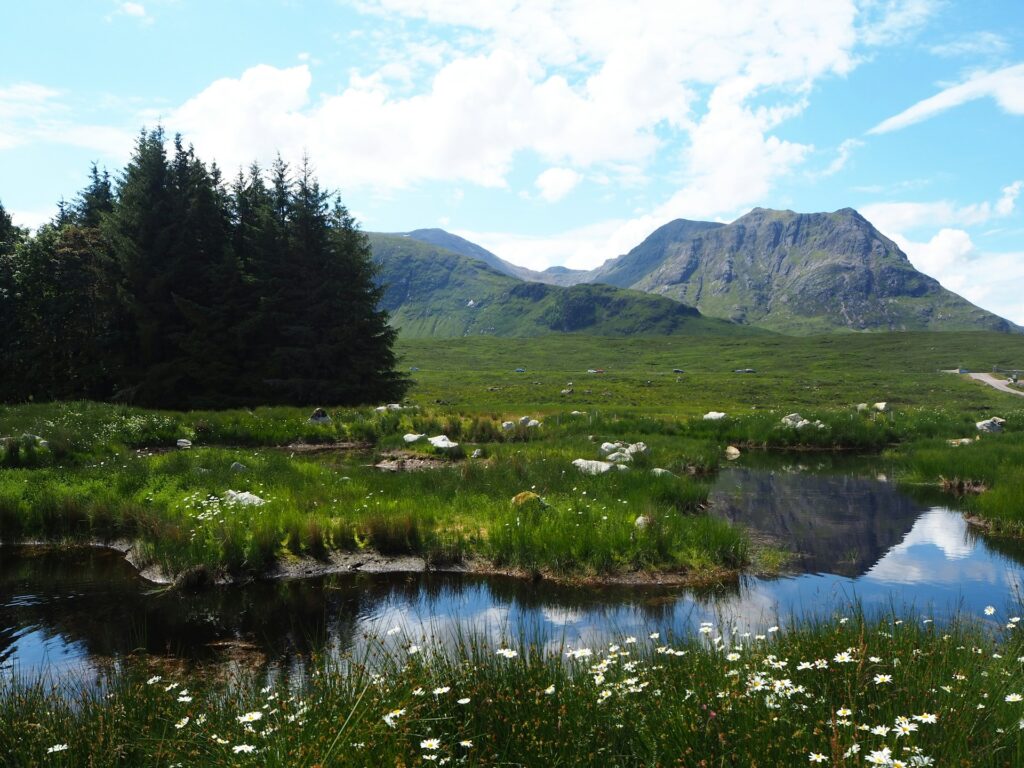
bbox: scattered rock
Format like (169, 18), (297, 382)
(634, 515), (651, 529)
(781, 413), (804, 428)
(387, 403), (403, 411)
(599, 441), (619, 455)
(976, 417), (1005, 433)
(873, 402), (889, 412)
(176, 438), (192, 449)
(225, 490), (266, 506)
(947, 438), (975, 447)
(527, 419), (542, 428)
(570, 410), (586, 416)
(471, 448), (484, 459)
(519, 416), (532, 426)
(572, 459), (627, 475)
(230, 461), (247, 472)
(703, 411), (727, 421)
(512, 491), (542, 507)
(606, 451), (632, 463)
(625, 442), (648, 456)
(560, 388), (573, 396)
(501, 421), (515, 431)
(403, 433), (425, 444)
(856, 403), (869, 412)
(650, 468), (676, 477)
(309, 408), (332, 425)
(725, 446), (741, 460)
(428, 435), (460, 450)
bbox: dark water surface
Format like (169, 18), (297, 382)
(3, 460), (1023, 680)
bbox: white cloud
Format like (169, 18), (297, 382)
(9, 208), (55, 230)
(894, 230), (1024, 325)
(928, 31), (1009, 59)
(165, 0), (889, 200)
(869, 62), (1024, 134)
(820, 138), (863, 177)
(119, 2), (147, 17)
(860, 180), (1023, 234)
(535, 167), (581, 202)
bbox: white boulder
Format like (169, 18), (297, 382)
(403, 433), (425, 444)
(976, 418), (1005, 433)
(625, 441), (649, 456)
(873, 402), (889, 412)
(501, 421), (515, 431)
(519, 416), (532, 426)
(599, 441), (620, 455)
(176, 439), (192, 449)
(725, 446), (741, 460)
(527, 419), (541, 428)
(606, 451), (632, 464)
(650, 468), (676, 477)
(634, 515), (651, 529)
(225, 490), (266, 506)
(703, 411), (727, 421)
(572, 459), (628, 475)
(428, 435), (460, 450)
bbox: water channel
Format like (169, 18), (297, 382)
(3, 457), (1023, 681)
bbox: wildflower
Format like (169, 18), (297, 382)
(387, 627), (401, 635)
(649, 632), (660, 640)
(175, 716), (189, 729)
(382, 708), (405, 728)
(809, 753), (828, 763)
(237, 712), (263, 724)
(177, 694), (193, 703)
(232, 744), (256, 754)
(495, 648), (518, 659)
(726, 653), (741, 662)
(460, 740), (473, 747)
(146, 676), (162, 685)
(833, 651), (854, 663)
(407, 645), (421, 655)
(457, 697), (471, 705)
(894, 722), (918, 737)
(873, 674), (892, 685)
(421, 739), (441, 750)
(432, 686), (451, 695)
(412, 688), (425, 696)
(866, 747), (892, 765)
(1006, 693), (1023, 702)
(985, 606), (996, 616)
(624, 636), (637, 644)
(544, 685), (556, 695)
(47, 744), (69, 754)
(870, 725), (890, 736)
(913, 713), (937, 724)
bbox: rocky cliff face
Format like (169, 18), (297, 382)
(589, 208), (1017, 334)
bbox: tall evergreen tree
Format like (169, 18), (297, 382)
(73, 163), (114, 228)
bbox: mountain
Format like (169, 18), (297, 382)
(398, 229), (589, 286)
(367, 233), (741, 338)
(586, 208), (1017, 334)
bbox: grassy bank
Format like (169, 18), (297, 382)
(3, 331), (1024, 578)
(3, 609), (1023, 766)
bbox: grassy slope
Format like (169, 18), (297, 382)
(369, 233), (738, 338)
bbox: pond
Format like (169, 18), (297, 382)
(3, 459), (1023, 681)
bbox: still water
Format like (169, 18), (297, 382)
(3, 461), (1023, 679)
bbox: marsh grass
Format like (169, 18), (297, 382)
(3, 609), (1024, 766)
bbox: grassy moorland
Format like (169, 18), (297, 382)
(1, 330), (1024, 582)
(3, 609), (1024, 766)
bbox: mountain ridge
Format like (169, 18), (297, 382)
(386, 207), (1017, 335)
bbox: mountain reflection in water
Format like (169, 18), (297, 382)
(3, 465), (1024, 681)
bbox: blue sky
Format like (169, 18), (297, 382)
(2, 0), (1023, 322)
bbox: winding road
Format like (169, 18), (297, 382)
(966, 372), (1024, 397)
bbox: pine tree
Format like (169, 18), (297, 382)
(73, 163), (114, 228)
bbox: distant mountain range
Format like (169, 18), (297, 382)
(368, 233), (743, 338)
(373, 208), (1018, 337)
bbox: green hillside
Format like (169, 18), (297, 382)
(368, 233), (742, 338)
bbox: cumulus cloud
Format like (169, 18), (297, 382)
(894, 229), (1024, 325)
(534, 167), (581, 202)
(819, 138), (864, 177)
(164, 0), (888, 200)
(860, 180), (1023, 234)
(869, 62), (1024, 134)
